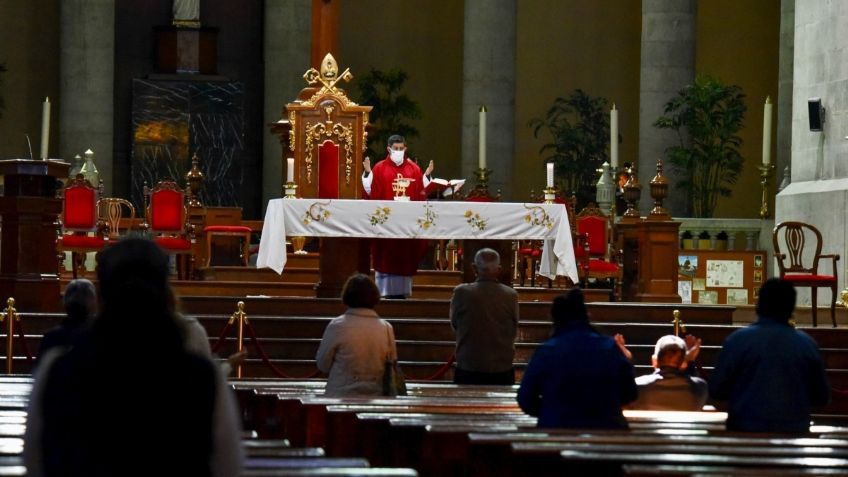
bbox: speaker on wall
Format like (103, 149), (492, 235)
(808, 98), (825, 131)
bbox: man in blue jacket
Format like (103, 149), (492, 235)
(517, 289), (637, 429)
(710, 278), (830, 433)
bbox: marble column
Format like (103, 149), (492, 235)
(776, 0), (794, 192)
(263, 0), (311, 210)
(638, 0), (696, 216)
(60, 0), (115, 193)
(462, 0), (516, 199)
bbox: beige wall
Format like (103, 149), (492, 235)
(0, 0), (61, 160)
(338, 0), (464, 180)
(696, 0), (780, 218)
(516, 0), (641, 202)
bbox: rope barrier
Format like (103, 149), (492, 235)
(243, 320), (320, 379)
(210, 320), (233, 354)
(831, 387), (848, 396)
(402, 354), (456, 381)
(13, 319), (33, 362)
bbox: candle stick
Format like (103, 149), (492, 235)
(287, 157), (295, 183)
(478, 106), (487, 170)
(546, 163), (554, 188)
(610, 104), (619, 169)
(762, 96), (772, 165)
(40, 97), (50, 160)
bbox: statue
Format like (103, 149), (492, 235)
(173, 0), (200, 27)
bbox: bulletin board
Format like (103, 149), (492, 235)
(676, 250), (767, 305)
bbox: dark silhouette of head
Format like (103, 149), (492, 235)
(342, 273), (381, 309)
(551, 288), (589, 329)
(96, 238), (170, 317)
(756, 278), (796, 322)
(63, 278), (96, 324)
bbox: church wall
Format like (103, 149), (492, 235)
(695, 0), (780, 219)
(776, 0), (848, 306)
(0, 0), (61, 161)
(337, 1), (464, 182)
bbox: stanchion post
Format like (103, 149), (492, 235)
(0, 298), (17, 374)
(231, 301), (248, 378)
(672, 309), (686, 337)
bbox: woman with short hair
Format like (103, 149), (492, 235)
(316, 273), (398, 396)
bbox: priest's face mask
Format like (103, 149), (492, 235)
(388, 143), (406, 166)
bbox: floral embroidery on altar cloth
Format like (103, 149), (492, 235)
(523, 205), (555, 230)
(302, 201), (332, 225)
(464, 209), (488, 232)
(368, 206), (391, 226)
(416, 203), (437, 230)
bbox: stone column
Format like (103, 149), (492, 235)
(462, 0), (516, 199)
(776, 0), (794, 190)
(638, 0), (696, 216)
(263, 0), (311, 210)
(60, 0), (115, 193)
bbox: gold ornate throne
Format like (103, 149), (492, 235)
(270, 53), (372, 199)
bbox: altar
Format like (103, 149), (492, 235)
(256, 198), (579, 288)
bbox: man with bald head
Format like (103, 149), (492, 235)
(450, 248), (518, 385)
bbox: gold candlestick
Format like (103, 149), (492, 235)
(543, 187), (557, 204)
(622, 165), (642, 219)
(283, 182), (298, 199)
(758, 163), (775, 218)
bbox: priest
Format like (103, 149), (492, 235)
(362, 135), (434, 298)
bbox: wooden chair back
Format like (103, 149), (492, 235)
(773, 221), (825, 275)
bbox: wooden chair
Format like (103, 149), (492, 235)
(773, 221), (840, 327)
(56, 175), (104, 278)
(143, 179), (196, 280)
(97, 197), (136, 240)
(574, 202), (622, 300)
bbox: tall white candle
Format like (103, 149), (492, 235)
(762, 96), (772, 165)
(546, 163), (554, 188)
(610, 103), (619, 169)
(287, 157), (295, 183)
(40, 97), (50, 160)
(478, 106), (487, 169)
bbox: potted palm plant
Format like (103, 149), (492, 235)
(528, 89), (611, 206)
(356, 68), (422, 162)
(654, 75), (746, 218)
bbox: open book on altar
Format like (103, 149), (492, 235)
(425, 178), (466, 198)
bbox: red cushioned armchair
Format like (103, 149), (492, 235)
(56, 175), (105, 278)
(142, 179), (196, 280)
(575, 202), (623, 300)
(773, 221), (840, 327)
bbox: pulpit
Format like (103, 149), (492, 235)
(0, 159), (69, 311)
(270, 54), (372, 297)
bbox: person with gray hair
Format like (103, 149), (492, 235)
(450, 248), (518, 384)
(35, 279), (97, 364)
(628, 334), (708, 411)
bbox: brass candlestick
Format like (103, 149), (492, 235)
(758, 163), (775, 218)
(622, 165), (642, 218)
(185, 152), (205, 207)
(649, 159), (670, 219)
(543, 187), (557, 204)
(467, 167), (498, 201)
(283, 182), (298, 199)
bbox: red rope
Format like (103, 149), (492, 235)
(210, 320), (233, 354)
(14, 319), (33, 362)
(243, 320), (320, 379)
(402, 354), (456, 381)
(831, 387), (848, 395)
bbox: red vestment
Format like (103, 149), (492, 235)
(366, 157), (428, 276)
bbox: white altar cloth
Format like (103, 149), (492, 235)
(256, 198), (578, 283)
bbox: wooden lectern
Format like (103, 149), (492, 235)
(270, 54), (372, 297)
(0, 159), (69, 311)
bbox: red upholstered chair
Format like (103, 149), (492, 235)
(203, 225), (252, 267)
(57, 175), (105, 278)
(517, 194), (579, 288)
(143, 179), (196, 280)
(773, 221), (840, 327)
(575, 202), (622, 300)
